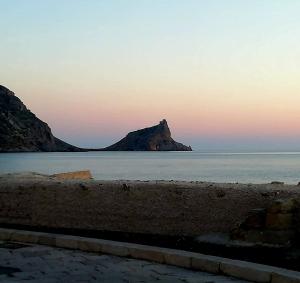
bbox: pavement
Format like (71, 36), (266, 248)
(0, 241), (249, 283)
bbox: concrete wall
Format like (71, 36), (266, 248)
(1, 177), (300, 236)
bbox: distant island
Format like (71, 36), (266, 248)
(0, 85), (192, 152)
(99, 119), (192, 151)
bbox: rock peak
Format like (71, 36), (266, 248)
(157, 119), (171, 138)
(0, 85), (15, 96)
(102, 120), (192, 151)
(160, 119), (167, 125)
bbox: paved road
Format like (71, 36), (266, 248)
(0, 241), (249, 283)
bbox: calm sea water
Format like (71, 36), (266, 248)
(1, 151), (300, 184)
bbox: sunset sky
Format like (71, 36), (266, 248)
(1, 0), (300, 151)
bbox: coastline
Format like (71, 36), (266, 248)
(1, 172), (300, 236)
(2, 172), (300, 271)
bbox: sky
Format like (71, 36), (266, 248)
(1, 0), (300, 151)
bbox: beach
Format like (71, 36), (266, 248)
(1, 172), (300, 236)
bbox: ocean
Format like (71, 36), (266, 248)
(0, 151), (300, 184)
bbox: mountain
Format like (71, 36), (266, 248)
(0, 85), (192, 152)
(0, 85), (84, 152)
(101, 119), (192, 151)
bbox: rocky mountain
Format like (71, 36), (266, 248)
(0, 85), (192, 152)
(102, 119), (192, 151)
(0, 85), (83, 152)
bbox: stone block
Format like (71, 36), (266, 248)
(281, 199), (297, 213)
(129, 245), (164, 263)
(191, 254), (220, 273)
(100, 241), (130, 257)
(55, 235), (79, 249)
(163, 250), (191, 268)
(38, 233), (57, 246)
(272, 270), (300, 283)
(10, 231), (40, 244)
(51, 170), (92, 180)
(220, 259), (271, 283)
(266, 213), (293, 230)
(77, 238), (103, 253)
(0, 228), (15, 241)
(268, 199), (297, 214)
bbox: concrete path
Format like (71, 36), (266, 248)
(0, 241), (248, 283)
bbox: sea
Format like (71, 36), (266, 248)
(1, 151), (300, 184)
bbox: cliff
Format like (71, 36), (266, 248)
(0, 85), (84, 152)
(102, 119), (192, 151)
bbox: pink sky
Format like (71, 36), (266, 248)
(11, 81), (300, 150)
(2, 1), (300, 150)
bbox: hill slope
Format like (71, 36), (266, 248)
(0, 85), (83, 152)
(102, 119), (192, 151)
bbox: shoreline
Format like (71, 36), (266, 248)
(1, 172), (300, 236)
(1, 171), (300, 185)
(1, 172), (300, 271)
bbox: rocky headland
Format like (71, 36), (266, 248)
(0, 85), (191, 152)
(101, 119), (192, 151)
(0, 85), (84, 152)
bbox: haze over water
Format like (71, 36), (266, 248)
(1, 151), (300, 184)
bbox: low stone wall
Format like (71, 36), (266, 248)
(1, 175), (300, 236)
